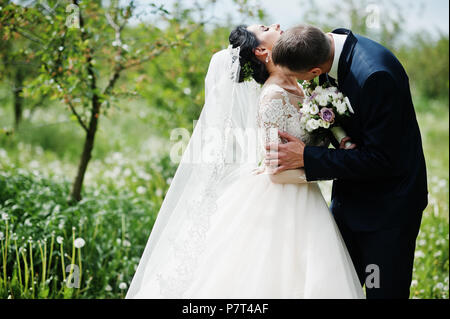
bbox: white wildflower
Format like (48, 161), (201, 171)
(434, 251), (442, 258)
(112, 40), (122, 47)
(123, 168), (132, 177)
(156, 189), (163, 197)
(415, 250), (425, 258)
(136, 186), (147, 195)
(1, 212), (9, 220)
(122, 240), (131, 247)
(56, 236), (64, 244)
(0, 232), (4, 240)
(435, 283), (444, 290)
(105, 284), (113, 292)
(119, 282), (127, 290)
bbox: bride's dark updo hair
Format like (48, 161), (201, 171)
(229, 25), (269, 85)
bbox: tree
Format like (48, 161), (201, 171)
(1, 0), (199, 202)
(0, 0), (45, 130)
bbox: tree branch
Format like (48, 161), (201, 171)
(67, 100), (89, 132)
(102, 1), (135, 95)
(124, 25), (201, 70)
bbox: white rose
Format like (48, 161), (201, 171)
(336, 101), (347, 115)
(309, 103), (319, 115)
(337, 92), (344, 99)
(316, 94), (329, 107)
(314, 86), (324, 94)
(312, 119), (321, 130)
(306, 119), (320, 132)
(305, 119), (314, 132)
(320, 119), (331, 129)
(330, 91), (339, 100)
(332, 100), (340, 108)
(301, 102), (311, 114)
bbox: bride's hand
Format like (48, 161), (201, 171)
(339, 137), (357, 150)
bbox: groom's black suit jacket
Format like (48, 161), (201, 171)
(304, 29), (428, 232)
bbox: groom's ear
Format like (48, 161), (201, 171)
(309, 67), (323, 77)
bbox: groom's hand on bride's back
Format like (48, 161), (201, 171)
(265, 131), (305, 174)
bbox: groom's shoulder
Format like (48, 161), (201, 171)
(347, 32), (405, 84)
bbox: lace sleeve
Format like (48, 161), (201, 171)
(257, 89), (288, 146)
(254, 86), (309, 184)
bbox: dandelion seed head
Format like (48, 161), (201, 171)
(74, 237), (85, 248)
(119, 282), (127, 290)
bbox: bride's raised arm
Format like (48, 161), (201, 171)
(257, 86), (309, 184)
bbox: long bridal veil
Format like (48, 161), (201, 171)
(126, 46), (263, 298)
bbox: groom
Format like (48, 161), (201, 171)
(267, 25), (428, 299)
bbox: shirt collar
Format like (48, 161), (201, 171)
(329, 33), (347, 82)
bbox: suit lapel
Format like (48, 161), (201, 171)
(331, 28), (358, 90)
(330, 29), (361, 143)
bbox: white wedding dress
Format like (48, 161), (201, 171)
(128, 74), (365, 298)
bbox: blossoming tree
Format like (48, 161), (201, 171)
(0, 0), (198, 201)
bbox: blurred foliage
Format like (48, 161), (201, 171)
(397, 33), (449, 101)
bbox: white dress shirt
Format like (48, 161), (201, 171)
(328, 33), (348, 83)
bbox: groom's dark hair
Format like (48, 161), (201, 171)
(272, 25), (331, 72)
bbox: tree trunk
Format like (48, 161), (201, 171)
(13, 70), (24, 129)
(70, 98), (100, 202)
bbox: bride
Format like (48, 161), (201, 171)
(126, 23), (365, 299)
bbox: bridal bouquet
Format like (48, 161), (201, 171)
(299, 79), (354, 147)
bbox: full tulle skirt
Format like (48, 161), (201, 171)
(132, 172), (365, 299)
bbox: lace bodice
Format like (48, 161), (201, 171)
(257, 83), (327, 147)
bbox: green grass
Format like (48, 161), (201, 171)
(0, 92), (448, 299)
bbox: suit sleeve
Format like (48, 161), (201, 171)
(304, 71), (404, 181)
